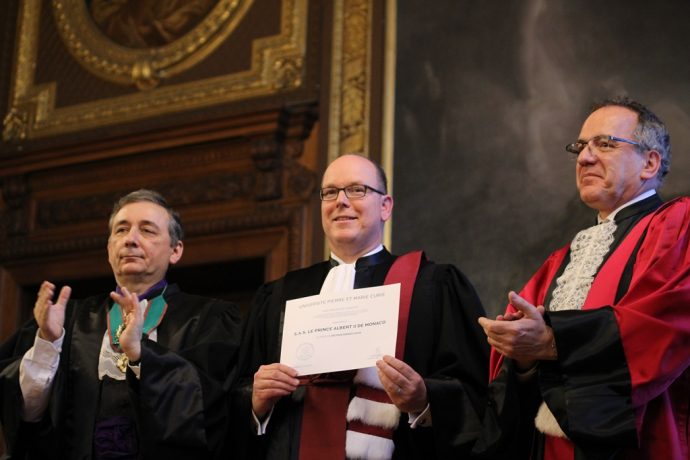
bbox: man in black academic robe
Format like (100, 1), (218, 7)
(0, 190), (241, 459)
(233, 154), (488, 459)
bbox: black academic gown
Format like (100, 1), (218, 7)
(233, 249), (489, 460)
(0, 284), (241, 460)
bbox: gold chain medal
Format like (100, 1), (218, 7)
(108, 287), (168, 373)
(116, 354), (129, 373)
(115, 323), (128, 372)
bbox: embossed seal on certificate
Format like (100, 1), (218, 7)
(296, 343), (314, 361)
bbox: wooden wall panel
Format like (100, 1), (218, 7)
(0, 105), (320, 335)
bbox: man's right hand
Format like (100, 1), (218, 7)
(252, 363), (299, 419)
(478, 291), (555, 370)
(34, 281), (71, 343)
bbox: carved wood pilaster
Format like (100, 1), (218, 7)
(251, 104), (318, 202)
(251, 137), (283, 201)
(1, 175), (30, 237)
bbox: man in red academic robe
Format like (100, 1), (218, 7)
(474, 96), (690, 459)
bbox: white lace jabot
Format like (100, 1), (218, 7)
(549, 219), (617, 312)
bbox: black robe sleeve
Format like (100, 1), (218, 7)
(0, 318), (61, 459)
(399, 263), (489, 459)
(130, 293), (242, 459)
(471, 360), (544, 459)
(230, 278), (292, 460)
(540, 308), (637, 449)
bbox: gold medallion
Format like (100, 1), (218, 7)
(116, 323), (125, 341)
(116, 354), (129, 373)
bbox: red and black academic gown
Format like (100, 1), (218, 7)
(0, 284), (241, 460)
(475, 195), (690, 460)
(231, 249), (489, 460)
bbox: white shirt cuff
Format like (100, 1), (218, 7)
(408, 403), (432, 428)
(251, 407), (274, 435)
(128, 361), (141, 379)
(31, 329), (64, 361)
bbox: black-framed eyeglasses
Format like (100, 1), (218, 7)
(565, 134), (641, 155)
(319, 184), (385, 201)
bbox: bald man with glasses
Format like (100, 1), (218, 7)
(233, 154), (488, 460)
(474, 97), (690, 460)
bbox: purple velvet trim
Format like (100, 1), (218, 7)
(115, 279), (167, 300)
(93, 416), (138, 459)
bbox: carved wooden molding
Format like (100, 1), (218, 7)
(1, 175), (30, 236)
(35, 173), (255, 229)
(0, 103), (318, 264)
(1, 203), (302, 261)
(0, 108), (305, 177)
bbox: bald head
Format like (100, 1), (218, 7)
(320, 155), (393, 262)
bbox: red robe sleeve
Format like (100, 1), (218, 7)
(612, 198), (690, 407)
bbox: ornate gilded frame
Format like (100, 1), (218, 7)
(3, 0), (307, 141)
(52, 0), (254, 90)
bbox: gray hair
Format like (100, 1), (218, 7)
(591, 96), (671, 183)
(108, 189), (184, 246)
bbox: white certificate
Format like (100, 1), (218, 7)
(280, 284), (400, 376)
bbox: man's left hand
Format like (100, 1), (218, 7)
(376, 355), (427, 413)
(478, 291), (556, 368)
(110, 287), (144, 362)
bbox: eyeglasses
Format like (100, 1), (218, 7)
(319, 184), (385, 201)
(565, 135), (641, 155)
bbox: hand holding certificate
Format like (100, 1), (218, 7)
(280, 284), (400, 376)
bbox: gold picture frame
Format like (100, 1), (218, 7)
(54, 0), (254, 90)
(3, 0), (307, 141)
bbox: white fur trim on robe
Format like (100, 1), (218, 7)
(346, 431), (395, 460)
(346, 367), (401, 459)
(534, 402), (568, 438)
(347, 397), (400, 429)
(349, 367), (400, 429)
